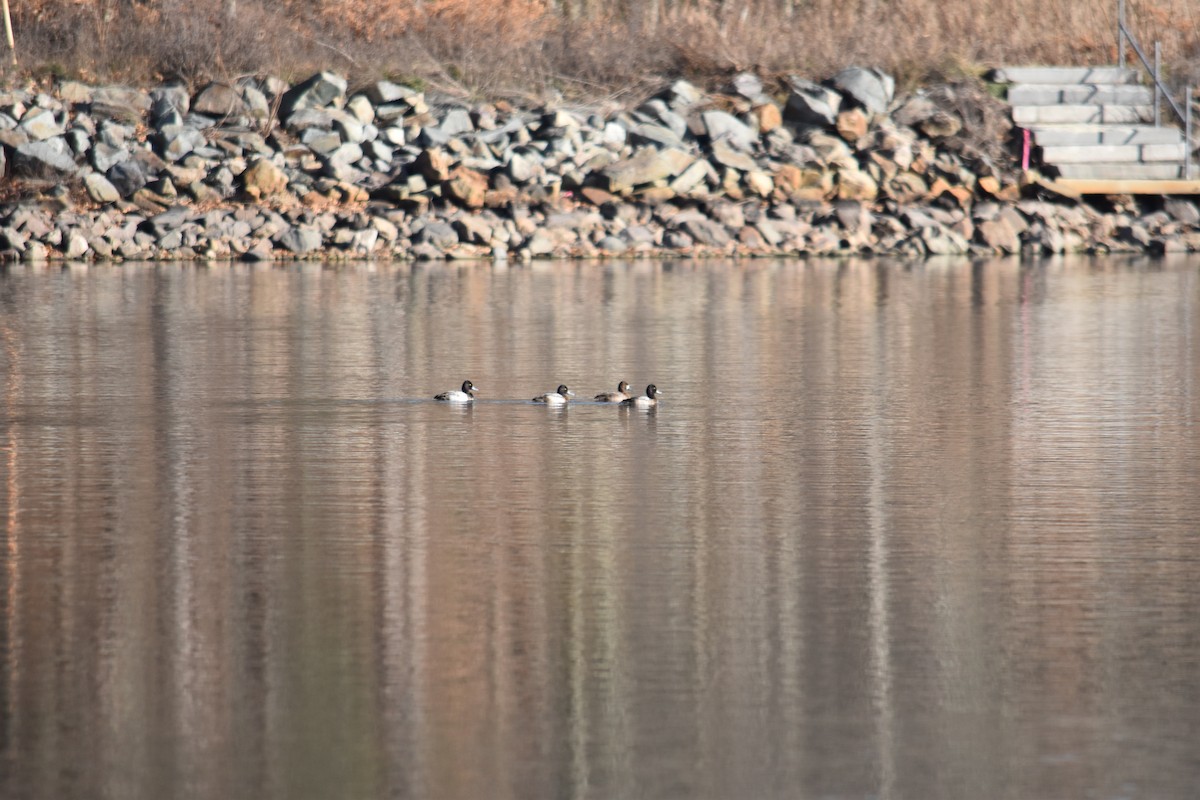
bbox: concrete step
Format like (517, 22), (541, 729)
(1052, 162), (1184, 180)
(1038, 142), (1186, 164)
(1012, 104), (1153, 125)
(991, 66), (1141, 85)
(1028, 124), (1184, 146)
(1008, 83), (1152, 106)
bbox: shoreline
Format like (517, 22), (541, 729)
(3, 69), (1200, 264)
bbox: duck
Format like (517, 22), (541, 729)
(594, 380), (632, 402)
(532, 384), (575, 405)
(435, 380), (478, 403)
(620, 384), (662, 409)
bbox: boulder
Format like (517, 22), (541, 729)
(18, 109), (64, 141)
(278, 226), (323, 254)
(601, 147), (694, 194)
(241, 158), (289, 199)
(192, 83), (247, 117)
(785, 78), (842, 127)
(84, 173), (121, 204)
(107, 160), (149, 197)
(280, 72), (347, 120)
(445, 167), (488, 208)
(830, 67), (895, 114)
(13, 137), (78, 177)
(701, 110), (757, 150)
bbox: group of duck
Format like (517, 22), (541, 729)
(435, 380), (663, 408)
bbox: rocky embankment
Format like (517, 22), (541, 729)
(2, 68), (1199, 262)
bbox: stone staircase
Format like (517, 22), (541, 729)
(993, 66), (1192, 184)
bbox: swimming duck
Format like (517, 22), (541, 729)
(532, 385), (575, 405)
(620, 384), (662, 409)
(435, 380), (478, 403)
(594, 380), (632, 402)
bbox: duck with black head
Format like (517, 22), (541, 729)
(435, 380), (478, 403)
(532, 385), (575, 405)
(620, 384), (662, 409)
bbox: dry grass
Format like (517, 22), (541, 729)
(4, 0), (1199, 99)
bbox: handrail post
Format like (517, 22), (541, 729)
(1118, 0), (1126, 69)
(1154, 42), (1161, 127)
(1185, 86), (1191, 180)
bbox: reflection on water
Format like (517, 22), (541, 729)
(1, 256), (1199, 799)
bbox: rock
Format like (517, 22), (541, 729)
(976, 218), (1020, 252)
(441, 108), (475, 136)
(107, 160), (148, 197)
(280, 72), (347, 120)
(602, 147), (694, 194)
(84, 173), (121, 204)
(893, 95), (939, 128)
(192, 83), (246, 117)
(679, 217), (731, 247)
(241, 158), (289, 199)
(13, 137), (78, 177)
(709, 138), (757, 172)
(745, 171), (774, 197)
(836, 108), (869, 143)
(786, 78), (842, 127)
(731, 72), (764, 101)
(445, 167), (488, 208)
(920, 225), (969, 255)
(669, 159), (715, 195)
(18, 108), (64, 141)
(1164, 198), (1200, 225)
(831, 67), (895, 114)
(919, 111), (962, 139)
(415, 221), (460, 249)
(158, 126), (207, 161)
(363, 80), (419, 106)
(664, 80), (703, 110)
(278, 226), (323, 254)
(64, 232), (90, 259)
(751, 103), (782, 134)
(836, 167), (878, 201)
(415, 148), (452, 183)
(90, 86), (152, 121)
(701, 110), (757, 150)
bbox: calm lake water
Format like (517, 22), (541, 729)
(1, 255), (1199, 799)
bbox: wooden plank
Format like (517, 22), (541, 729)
(1025, 174), (1200, 196)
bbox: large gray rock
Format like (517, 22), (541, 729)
(278, 226), (323, 254)
(831, 67), (895, 114)
(786, 78), (842, 127)
(601, 147), (694, 193)
(192, 83), (247, 117)
(280, 72), (347, 120)
(18, 109), (64, 141)
(157, 126), (207, 161)
(701, 110), (757, 150)
(108, 159), (149, 197)
(13, 137), (78, 177)
(84, 173), (121, 204)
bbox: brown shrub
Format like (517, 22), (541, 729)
(4, 0), (1199, 98)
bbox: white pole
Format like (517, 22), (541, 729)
(1, 0), (14, 66)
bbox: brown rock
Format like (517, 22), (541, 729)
(445, 167), (487, 208)
(919, 111), (962, 139)
(580, 186), (618, 206)
(835, 168), (877, 201)
(415, 148), (453, 183)
(241, 158), (289, 199)
(836, 108), (869, 143)
(752, 102), (782, 133)
(886, 172), (928, 204)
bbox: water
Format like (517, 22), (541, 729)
(1, 256), (1199, 799)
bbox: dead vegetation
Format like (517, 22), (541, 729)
(5, 0), (1199, 99)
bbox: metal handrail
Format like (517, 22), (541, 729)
(1118, 0), (1194, 178)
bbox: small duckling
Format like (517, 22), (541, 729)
(435, 380), (478, 403)
(594, 380), (632, 403)
(620, 384), (662, 409)
(532, 384), (575, 405)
